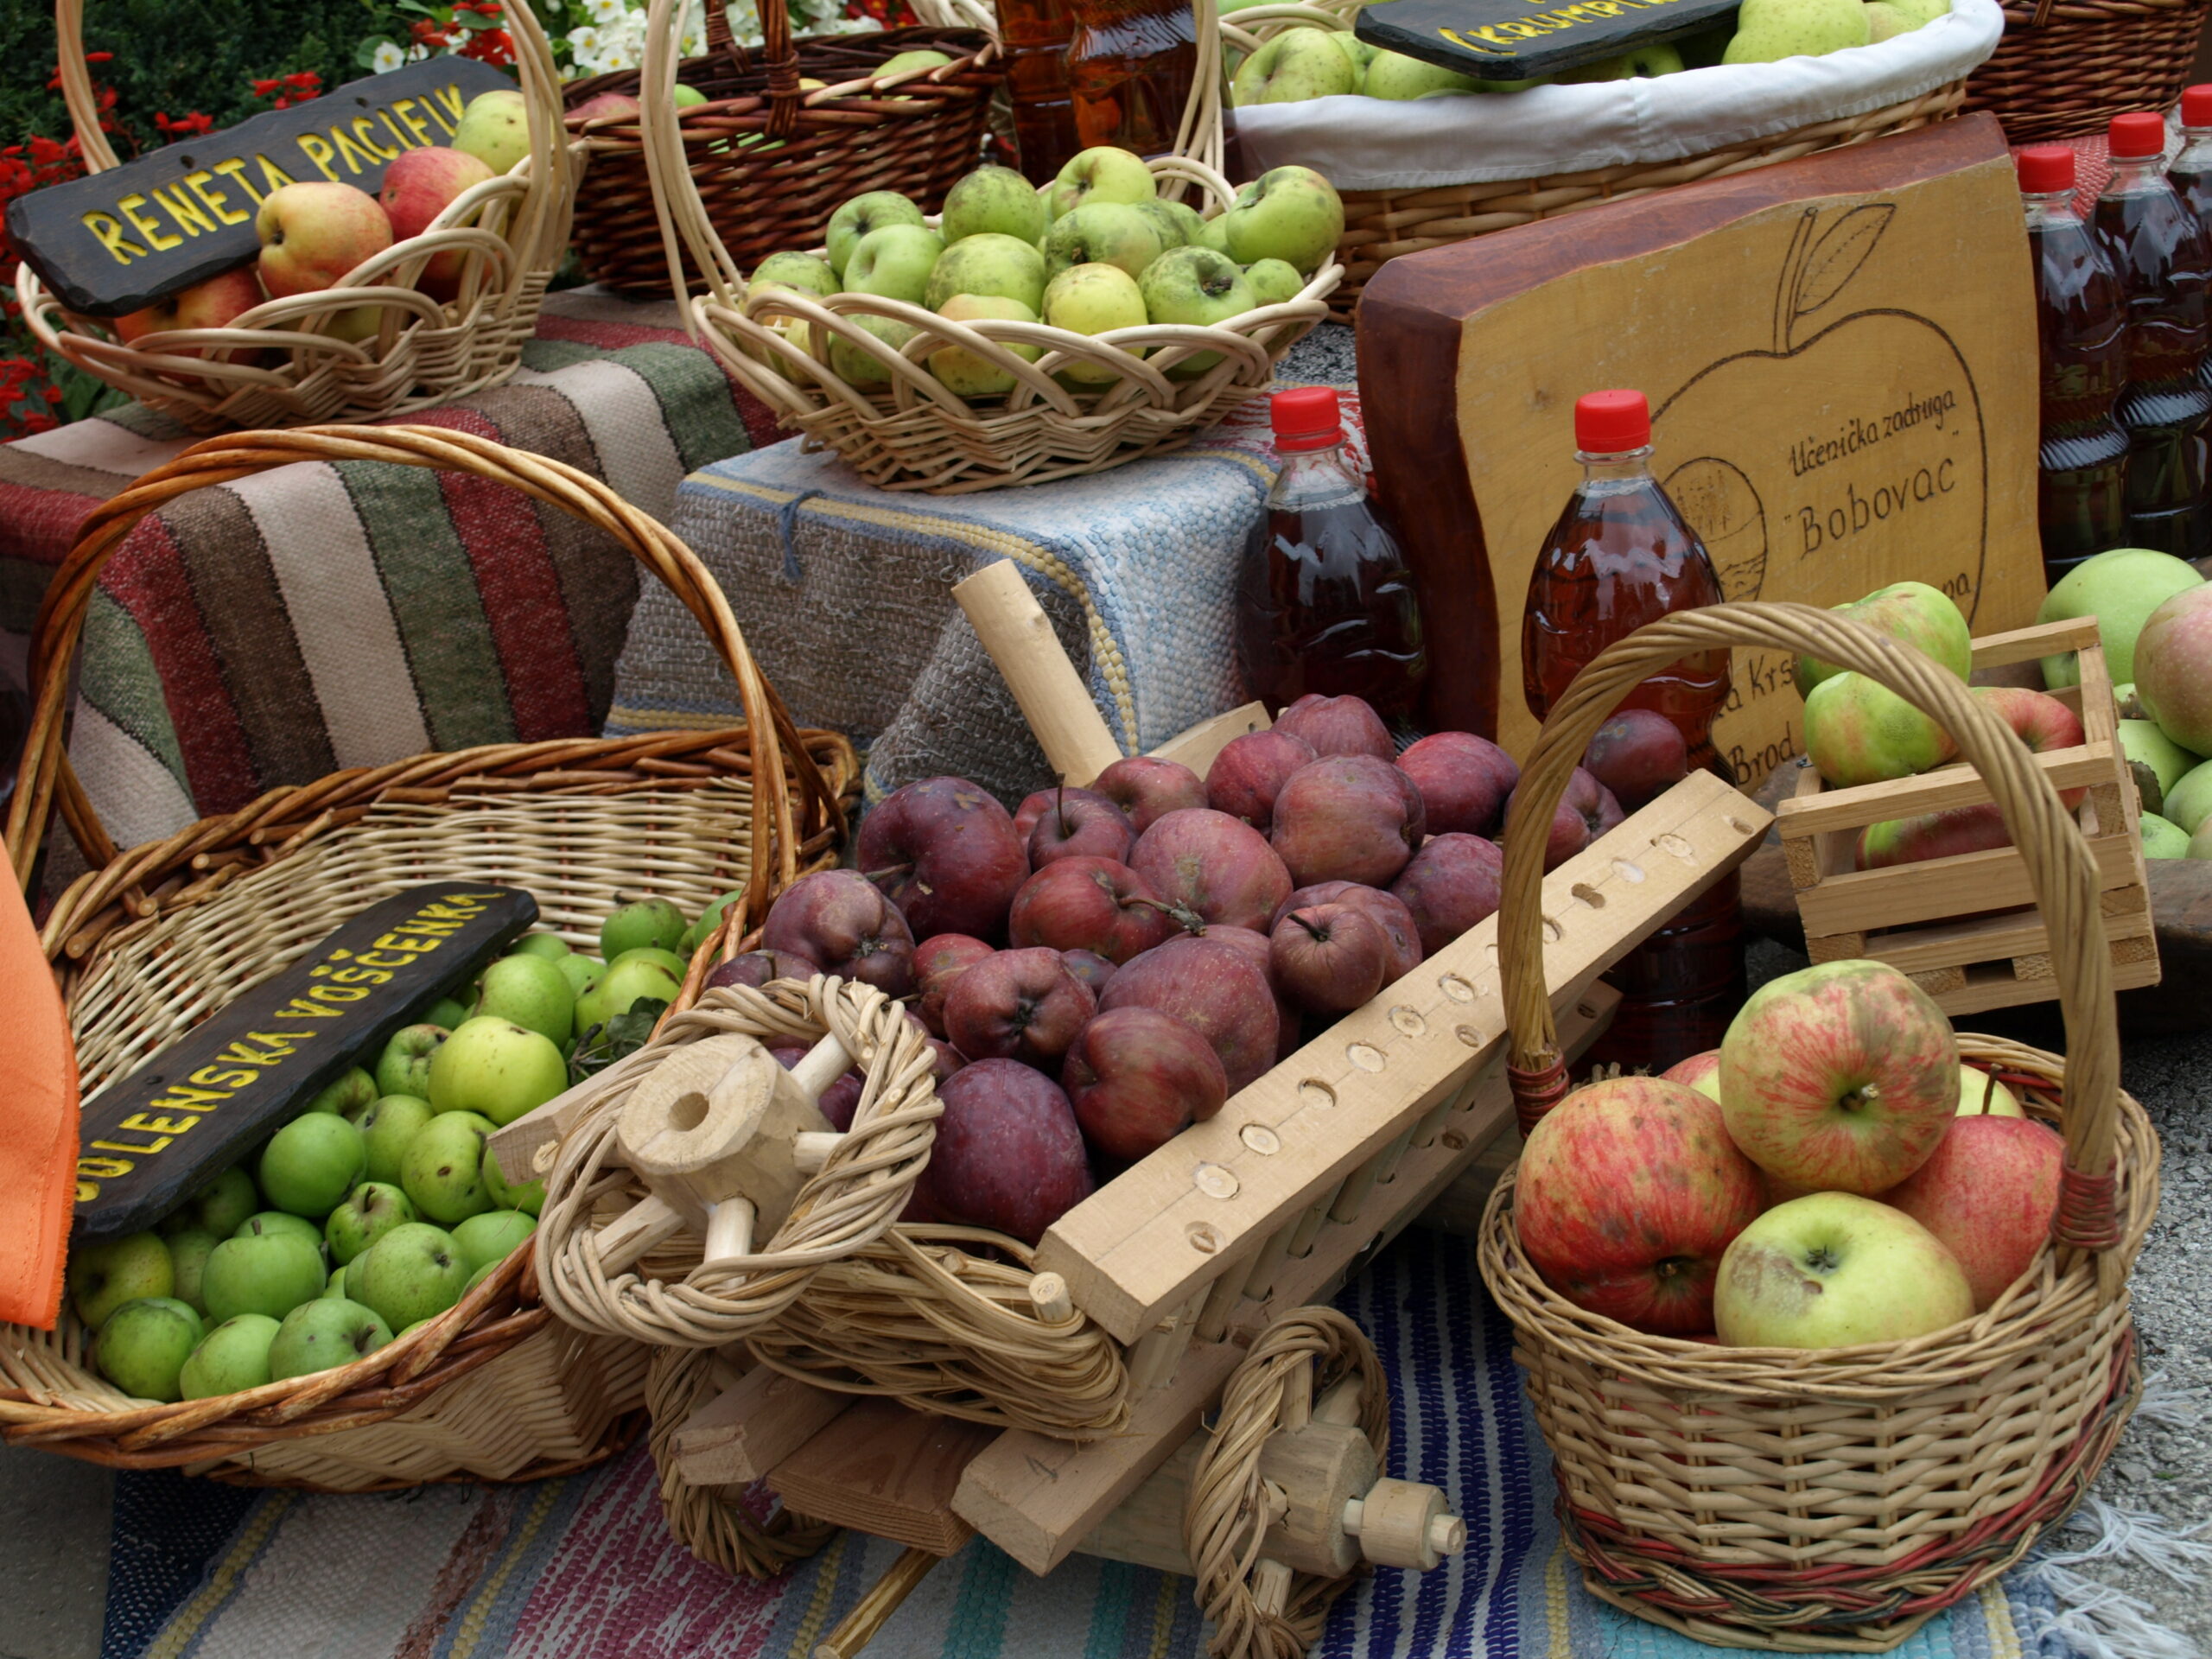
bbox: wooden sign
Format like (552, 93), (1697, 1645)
(1357, 116), (2045, 786)
(1355, 0), (1739, 80)
(5, 56), (512, 319)
(74, 883), (535, 1236)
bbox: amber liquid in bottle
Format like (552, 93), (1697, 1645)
(1065, 0), (1198, 156)
(2024, 175), (2131, 583)
(996, 0), (1082, 180)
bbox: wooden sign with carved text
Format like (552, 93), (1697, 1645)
(1355, 0), (1739, 80)
(5, 56), (512, 318)
(1357, 116), (2045, 786)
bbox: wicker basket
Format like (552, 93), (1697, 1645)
(13, 0), (578, 434)
(565, 0), (1002, 297)
(1478, 602), (2157, 1651)
(0, 424), (858, 1490)
(1964, 0), (2211, 144)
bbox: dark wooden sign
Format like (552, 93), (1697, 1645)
(6, 55), (513, 319)
(1355, 0), (1741, 80)
(73, 883), (535, 1236)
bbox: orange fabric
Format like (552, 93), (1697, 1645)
(0, 876), (76, 1329)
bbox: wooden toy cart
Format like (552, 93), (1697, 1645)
(502, 560), (1772, 1656)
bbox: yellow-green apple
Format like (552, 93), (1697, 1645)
(1399, 730), (1518, 836)
(2037, 546), (2203, 689)
(875, 48), (953, 82)
(376, 144), (495, 298)
(942, 946), (1096, 1066)
(427, 1016), (568, 1125)
(750, 251), (839, 300)
(166, 1228), (217, 1317)
(1723, 0), (1871, 62)
(1221, 166), (1344, 274)
(825, 190), (925, 276)
(1138, 246), (1255, 376)
(1062, 1005), (1229, 1160)
(911, 1059), (1092, 1245)
(93, 1297), (203, 1401)
(2165, 759), (2212, 836)
(2190, 822), (2212, 858)
(1956, 1065), (2024, 1116)
(1885, 0), (1948, 22)
(513, 933), (569, 959)
(601, 897), (685, 961)
(452, 88), (531, 175)
(1206, 728), (1318, 832)
(1042, 263), (1147, 383)
(1359, 48), (1477, 99)
(1718, 959), (1957, 1193)
(350, 1222), (470, 1329)
(1513, 1076), (1764, 1333)
(826, 314), (918, 387)
(1099, 933), (1281, 1092)
(69, 1231), (174, 1330)
(1389, 832), (1503, 956)
(200, 1230), (326, 1324)
(1195, 215), (1231, 252)
(323, 1181), (417, 1267)
(358, 1093), (433, 1185)
(925, 232), (1046, 312)
(1862, 1), (1913, 39)
(267, 1296), (391, 1380)
(321, 1265), (348, 1300)
(1796, 580), (1972, 696)
(607, 944), (686, 983)
(474, 952), (574, 1047)
(306, 1066), (378, 1116)
(112, 266), (265, 355)
(1329, 30), (1379, 81)
(376, 1023), (447, 1098)
(234, 1211), (322, 1249)
(2133, 584), (2212, 755)
(1047, 146), (1155, 219)
(556, 953), (603, 998)
(451, 1209), (535, 1276)
(1882, 1116), (2062, 1310)
(1132, 197), (1205, 253)
(256, 181), (391, 299)
(481, 1147), (543, 1217)
(1092, 755), (1207, 832)
(1269, 900), (1390, 1012)
(1134, 806), (1294, 931)
(399, 1111), (500, 1224)
(167, 1166), (259, 1239)
(1713, 1192), (1971, 1346)
(2119, 719), (2201, 817)
(928, 295), (1041, 398)
(1661, 1049), (1724, 1101)
(425, 996), (469, 1031)
(257, 1113), (368, 1218)
(855, 777), (1029, 944)
(844, 222), (945, 304)
(1232, 27), (1357, 104)
(179, 1312), (280, 1398)
(1802, 670), (1957, 786)
(942, 163), (1048, 245)
(1275, 691), (1395, 760)
(1043, 202), (1164, 282)
(1242, 257), (1302, 307)
(1007, 856), (1174, 963)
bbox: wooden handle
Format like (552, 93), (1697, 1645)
(952, 560), (1125, 786)
(810, 1545), (941, 1659)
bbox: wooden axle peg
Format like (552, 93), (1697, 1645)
(1342, 1480), (1465, 1572)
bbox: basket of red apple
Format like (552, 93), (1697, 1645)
(11, 0), (577, 434)
(1478, 600), (2156, 1652)
(0, 423), (857, 1491)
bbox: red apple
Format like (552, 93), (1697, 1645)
(1506, 766), (1624, 870)
(1882, 1115), (2063, 1311)
(1270, 882), (1421, 979)
(1268, 756), (1426, 887)
(112, 267), (266, 358)
(703, 948), (822, 993)
(1131, 808), (1293, 933)
(913, 933), (995, 1034)
(1205, 728), (1318, 832)
(1274, 693), (1395, 760)
(1581, 709), (1688, 810)
(1007, 857), (1175, 963)
(1269, 903), (1389, 1013)
(915, 1059), (1094, 1244)
(1856, 804), (2011, 871)
(376, 144), (496, 299)
(1397, 730), (1518, 836)
(2136, 583), (2212, 753)
(1388, 832), (1503, 956)
(1060, 949), (1117, 997)
(256, 181), (392, 297)
(567, 91), (641, 124)
(1513, 1075), (1764, 1333)
(1062, 1007), (1230, 1160)
(1197, 924), (1301, 1063)
(760, 870), (916, 996)
(1660, 1049), (1722, 1102)
(1092, 756), (1207, 833)
(1718, 960), (1957, 1194)
(925, 1036), (963, 1081)
(1973, 684), (2088, 808)
(856, 776), (1029, 942)
(1015, 785), (1117, 843)
(942, 946), (1096, 1067)
(1099, 934), (1280, 1091)
(1027, 788), (1136, 868)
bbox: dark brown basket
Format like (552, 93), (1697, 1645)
(1964, 0), (2210, 143)
(564, 3), (1001, 296)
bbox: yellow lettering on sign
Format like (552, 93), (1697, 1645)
(282, 999), (341, 1019)
(375, 108), (420, 151)
(427, 85), (466, 131)
(375, 932), (442, 954)
(308, 984), (369, 1003)
(356, 951), (416, 969)
(150, 183), (216, 238)
(80, 210), (149, 265)
(79, 1157), (132, 1180)
(351, 117), (397, 161)
(188, 1065), (257, 1090)
(183, 168), (250, 226)
(149, 1085), (231, 1108)
(297, 132), (340, 182)
(327, 966), (392, 986)
(213, 157), (266, 206)
(330, 126), (381, 175)
(117, 194), (183, 251)
(121, 1113), (199, 1136)
(92, 1135), (172, 1154)
(392, 99), (436, 147)
(245, 1032), (308, 1052)
(257, 155), (299, 194)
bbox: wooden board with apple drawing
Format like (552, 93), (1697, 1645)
(1358, 114), (2045, 790)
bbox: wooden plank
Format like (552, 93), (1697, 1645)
(1839, 901), (2155, 978)
(769, 1397), (995, 1555)
(952, 560), (1124, 786)
(1794, 831), (2143, 938)
(1774, 741), (2120, 840)
(1933, 942), (2162, 1018)
(1035, 771), (1768, 1345)
(1143, 702), (1270, 783)
(1965, 617), (2101, 671)
(1074, 1436), (1202, 1574)
(672, 1364), (852, 1486)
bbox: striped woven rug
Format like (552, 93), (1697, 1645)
(100, 1230), (2064, 1659)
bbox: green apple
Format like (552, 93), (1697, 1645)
(453, 88), (531, 175)
(2120, 719), (2202, 816)
(1221, 166), (1344, 275)
(424, 997), (470, 1033)
(825, 191), (926, 276)
(511, 932), (571, 962)
(557, 955), (603, 999)
(575, 957), (683, 1034)
(234, 1211), (324, 1251)
(69, 1231), (174, 1330)
(1048, 146), (1156, 219)
(427, 1016), (568, 1126)
(876, 48), (954, 83)
(1243, 257), (1302, 307)
(397, 1318), (438, 1340)
(180, 1313), (280, 1399)
(750, 251), (840, 302)
(1862, 1), (1914, 40)
(1802, 671), (1953, 786)
(845, 223), (946, 305)
(324, 1181), (418, 1266)
(1042, 202), (1164, 282)
(376, 1023), (448, 1099)
(482, 1146), (544, 1217)
(1042, 263), (1148, 385)
(93, 1298), (203, 1402)
(305, 1066), (378, 1116)
(1955, 1065), (2024, 1117)
(928, 296), (1041, 397)
(826, 315), (919, 388)
(2037, 547), (2205, 688)
(925, 232), (1047, 312)
(1714, 1193), (1973, 1347)
(1360, 48), (1478, 99)
(1561, 42), (1688, 78)
(1723, 0), (1871, 60)
(1233, 27), (1357, 105)
(452, 1210), (537, 1276)
(351, 1222), (470, 1331)
(1885, 0), (1949, 21)
(2141, 813), (2191, 857)
(400, 1110), (499, 1224)
(465, 1262), (497, 1295)
(1194, 216), (1230, 253)
(1139, 247), (1255, 377)
(1796, 580), (1972, 696)
(1133, 198), (1205, 255)
(167, 1228), (219, 1317)
(601, 897), (688, 962)
(166, 1166), (259, 1239)
(2190, 822), (2212, 859)
(258, 1113), (367, 1218)
(2165, 758), (2212, 836)
(607, 945), (689, 981)
(322, 1264), (349, 1300)
(1329, 31), (1379, 82)
(358, 1093), (433, 1185)
(474, 953), (575, 1047)
(201, 1231), (327, 1324)
(267, 1297), (392, 1381)
(671, 83), (709, 108)
(942, 164), (1048, 245)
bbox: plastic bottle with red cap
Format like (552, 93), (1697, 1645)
(1520, 390), (1741, 1071)
(2016, 143), (2131, 582)
(2094, 109), (2212, 561)
(2169, 85), (2212, 236)
(1233, 386), (1428, 719)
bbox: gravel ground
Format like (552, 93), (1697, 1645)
(1279, 321), (1357, 387)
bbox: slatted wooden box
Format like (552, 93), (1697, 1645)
(1775, 616), (2158, 1016)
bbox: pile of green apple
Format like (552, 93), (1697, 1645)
(740, 145), (1344, 399)
(1225, 0), (1948, 106)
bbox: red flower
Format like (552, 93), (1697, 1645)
(461, 27), (514, 65)
(154, 111), (215, 139)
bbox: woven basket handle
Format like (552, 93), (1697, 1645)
(1495, 601), (2122, 1259)
(645, 0), (750, 307)
(4, 424), (842, 927)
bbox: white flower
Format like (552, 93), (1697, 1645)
(586, 0), (627, 23)
(594, 43), (635, 69)
(372, 40), (407, 73)
(680, 28), (707, 56)
(567, 23), (603, 54)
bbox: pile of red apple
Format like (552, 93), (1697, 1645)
(1513, 957), (2064, 1347)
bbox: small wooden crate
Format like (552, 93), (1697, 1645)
(1775, 616), (2158, 1017)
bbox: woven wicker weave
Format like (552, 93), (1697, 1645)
(14, 0), (578, 433)
(0, 424), (856, 1490)
(1963, 0), (2211, 144)
(1478, 602), (2156, 1650)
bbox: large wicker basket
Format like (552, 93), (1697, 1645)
(14, 0), (578, 434)
(0, 424), (857, 1491)
(1964, 0), (2212, 144)
(1478, 602), (2156, 1650)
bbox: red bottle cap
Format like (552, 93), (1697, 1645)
(2014, 145), (2075, 194)
(2185, 85), (2212, 128)
(2108, 111), (2168, 159)
(1574, 389), (1650, 453)
(1270, 385), (1344, 452)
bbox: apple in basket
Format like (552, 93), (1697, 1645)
(856, 778), (1030, 944)
(913, 933), (996, 1033)
(1027, 788), (1137, 868)
(112, 267), (266, 357)
(1207, 728), (1319, 833)
(1883, 1115), (2063, 1311)
(1047, 146), (1157, 219)
(1092, 756), (1207, 832)
(912, 1060), (1093, 1245)
(453, 88), (533, 176)
(255, 181), (394, 340)
(1130, 808), (1292, 933)
(1504, 766), (1624, 872)
(1063, 1006), (1229, 1162)
(1274, 693), (1395, 761)
(760, 868), (919, 995)
(941, 946), (1097, 1068)
(1389, 832), (1503, 957)
(1397, 730), (1518, 837)
(1271, 882), (1421, 979)
(1713, 1193), (1973, 1347)
(1007, 857), (1175, 964)
(377, 145), (497, 300)
(1270, 753), (1425, 887)
(1662, 1049), (1724, 1102)
(1580, 709), (1689, 811)
(1268, 900), (1392, 1014)
(1099, 933), (1281, 1093)
(1219, 166), (1345, 276)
